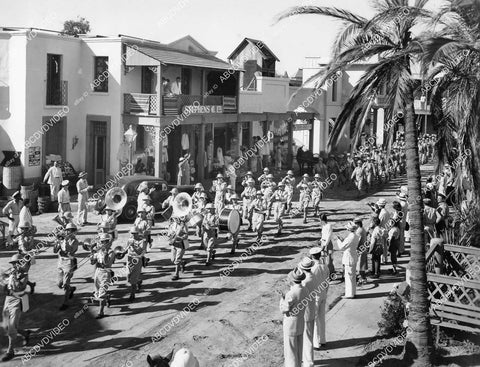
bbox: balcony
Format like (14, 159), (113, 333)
(123, 94), (237, 116)
(46, 80), (68, 106)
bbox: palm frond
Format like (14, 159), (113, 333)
(275, 6), (367, 25)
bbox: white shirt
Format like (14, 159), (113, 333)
(335, 232), (360, 266)
(320, 223), (333, 249)
(171, 81), (182, 95)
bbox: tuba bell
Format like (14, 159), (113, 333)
(171, 192), (193, 218)
(105, 187), (127, 212)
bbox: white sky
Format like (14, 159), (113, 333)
(0, 0), (446, 75)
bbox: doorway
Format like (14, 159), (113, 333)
(86, 116), (111, 186)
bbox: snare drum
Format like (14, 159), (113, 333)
(219, 208), (240, 234)
(188, 213), (204, 227)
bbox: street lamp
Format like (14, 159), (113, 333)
(124, 124), (137, 175)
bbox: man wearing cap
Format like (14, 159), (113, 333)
(202, 203), (218, 265)
(354, 218), (368, 284)
(1, 254), (31, 362)
(241, 178), (256, 230)
(162, 187), (179, 213)
(251, 191), (267, 241)
(319, 214), (335, 276)
(298, 257), (316, 367)
(258, 167), (270, 183)
(296, 174), (312, 224)
(351, 160), (365, 197)
(43, 160), (63, 202)
(225, 194), (241, 254)
(272, 182), (288, 235)
(241, 171), (254, 187)
(76, 171), (93, 227)
(192, 183), (204, 210)
(2, 192), (23, 248)
(334, 221), (360, 298)
(168, 217), (189, 279)
(125, 226), (147, 300)
(211, 173), (227, 214)
(310, 174), (324, 217)
(99, 207), (121, 241)
(53, 222), (79, 310)
(282, 170), (296, 214)
(261, 175), (275, 219)
(225, 185), (235, 204)
(363, 158), (376, 190)
(17, 224), (36, 294)
(193, 192), (207, 239)
(58, 180), (71, 215)
(310, 247), (330, 349)
(279, 268), (308, 367)
(90, 233), (116, 318)
(377, 198), (391, 263)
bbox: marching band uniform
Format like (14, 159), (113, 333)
(311, 174), (324, 217)
(162, 188), (178, 211)
(211, 174), (227, 214)
(125, 227), (147, 300)
(53, 223), (79, 310)
(225, 195), (242, 254)
(225, 185), (235, 204)
(90, 233), (115, 318)
(310, 247), (330, 349)
(272, 182), (288, 235)
(282, 170), (295, 214)
(251, 191), (266, 241)
(137, 181), (150, 212)
(2, 192), (23, 248)
(1, 255), (31, 362)
(296, 174), (311, 223)
(17, 225), (36, 294)
(334, 222), (360, 298)
(193, 192), (207, 240)
(57, 180), (71, 215)
(169, 217), (189, 280)
(241, 179), (256, 230)
(351, 162), (366, 194)
(134, 210), (151, 265)
(192, 183), (205, 209)
(280, 268), (307, 367)
(258, 168), (270, 183)
(100, 208), (120, 240)
(261, 175), (275, 219)
(202, 204), (218, 265)
(241, 171), (254, 187)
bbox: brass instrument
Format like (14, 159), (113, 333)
(171, 192), (193, 218)
(113, 245), (127, 260)
(104, 187), (127, 213)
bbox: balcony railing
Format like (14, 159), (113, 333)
(46, 80), (68, 106)
(124, 94), (237, 115)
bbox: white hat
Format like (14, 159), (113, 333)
(61, 180), (69, 186)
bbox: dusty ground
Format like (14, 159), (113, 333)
(0, 174), (406, 367)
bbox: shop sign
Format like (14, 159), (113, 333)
(183, 105), (223, 114)
(293, 123), (312, 131)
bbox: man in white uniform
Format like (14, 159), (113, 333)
(43, 161), (63, 202)
(76, 171), (92, 226)
(334, 221), (360, 299)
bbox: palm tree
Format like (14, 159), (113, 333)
(422, 0), (480, 205)
(277, 0), (444, 365)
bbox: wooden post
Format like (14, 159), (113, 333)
(309, 117), (314, 151)
(248, 120), (254, 170)
(155, 63), (162, 178)
(287, 114), (293, 169)
(199, 116), (205, 182)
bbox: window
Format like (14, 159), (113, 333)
(93, 57), (109, 92)
(135, 126), (146, 153)
(331, 78), (337, 102)
(46, 54), (63, 105)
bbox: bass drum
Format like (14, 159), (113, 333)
(219, 208), (240, 234)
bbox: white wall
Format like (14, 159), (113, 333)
(239, 76), (289, 113)
(0, 32), (27, 171)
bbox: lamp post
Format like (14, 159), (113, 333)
(124, 125), (137, 175)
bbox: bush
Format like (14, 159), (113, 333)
(378, 293), (406, 337)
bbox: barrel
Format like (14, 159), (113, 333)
(37, 196), (51, 214)
(3, 166), (22, 190)
(0, 196), (10, 217)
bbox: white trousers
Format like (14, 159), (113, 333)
(344, 265), (356, 298)
(283, 332), (303, 367)
(314, 298), (326, 347)
(303, 320), (314, 367)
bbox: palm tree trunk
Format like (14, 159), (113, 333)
(404, 94), (434, 366)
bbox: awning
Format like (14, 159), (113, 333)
(126, 44), (235, 71)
